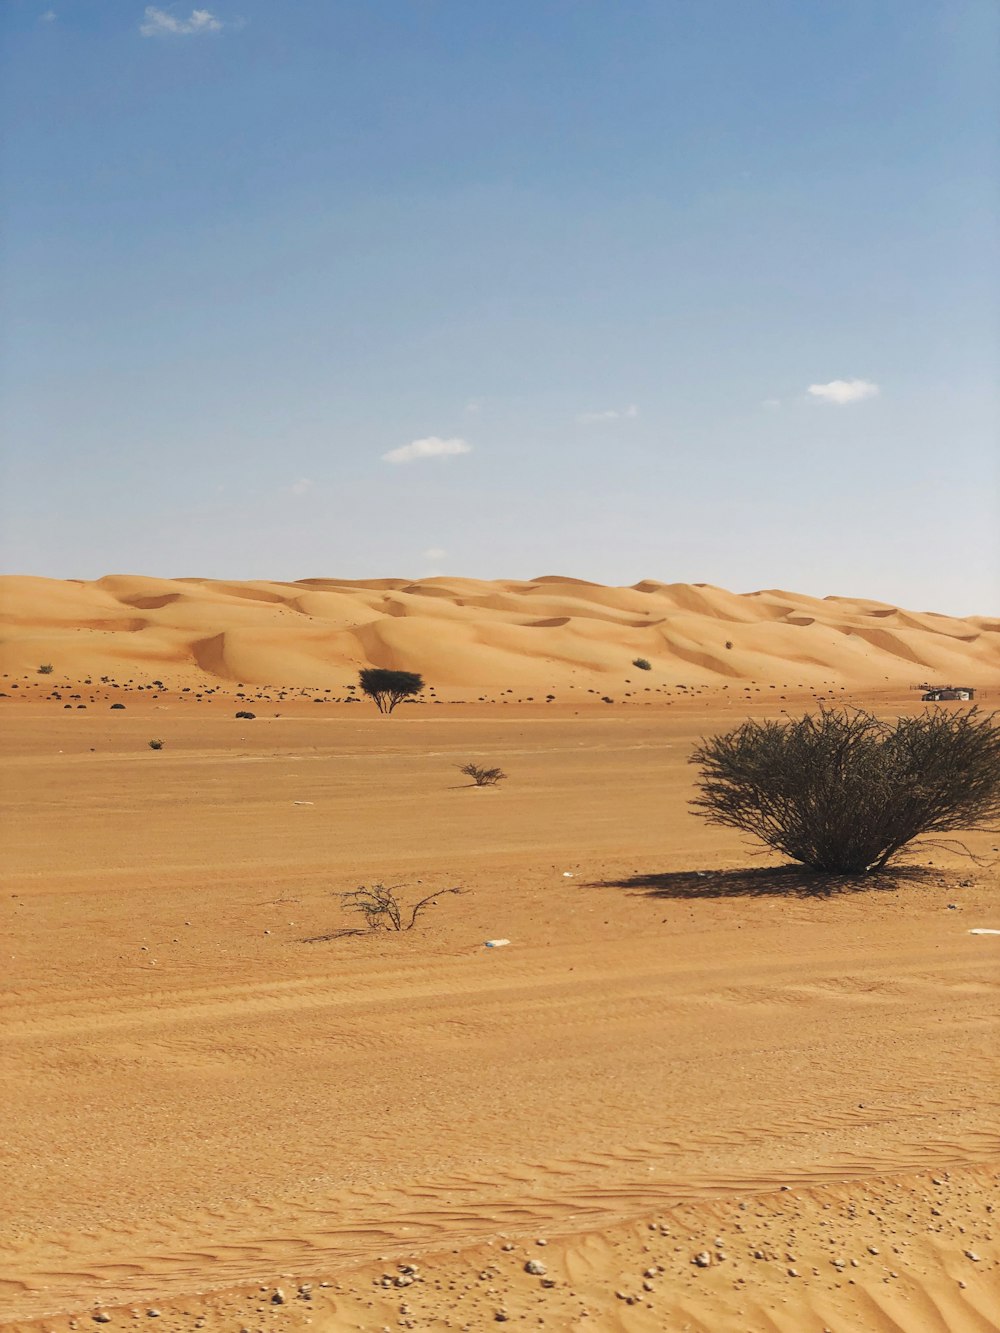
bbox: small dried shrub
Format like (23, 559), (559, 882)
(148, 739), (164, 750)
(341, 883), (462, 932)
(37, 663), (54, 674)
(632, 658), (652, 671)
(235, 710), (256, 719)
(459, 762), (507, 787)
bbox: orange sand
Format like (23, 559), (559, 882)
(1, 574), (997, 694)
(1, 576), (998, 1332)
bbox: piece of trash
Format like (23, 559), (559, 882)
(969, 929), (1000, 936)
(484, 939), (511, 948)
(292, 800), (314, 806)
(562, 872), (574, 878)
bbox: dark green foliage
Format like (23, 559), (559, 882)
(459, 762), (507, 786)
(358, 668), (424, 713)
(690, 707), (1000, 874)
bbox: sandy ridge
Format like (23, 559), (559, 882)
(1, 574), (996, 692)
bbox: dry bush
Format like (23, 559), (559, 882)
(341, 883), (462, 931)
(690, 707), (1000, 874)
(459, 762), (507, 786)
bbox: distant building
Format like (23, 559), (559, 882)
(922, 686), (975, 702)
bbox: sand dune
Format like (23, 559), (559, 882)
(0, 574), (996, 694)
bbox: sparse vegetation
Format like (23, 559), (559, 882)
(148, 739), (164, 750)
(37, 664), (54, 674)
(459, 762), (507, 786)
(725, 640), (734, 650)
(358, 668), (425, 714)
(690, 707), (1000, 874)
(235, 710), (256, 719)
(341, 882), (462, 932)
(632, 658), (652, 671)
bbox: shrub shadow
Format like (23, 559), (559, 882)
(588, 863), (938, 900)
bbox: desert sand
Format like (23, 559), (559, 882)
(1, 574), (998, 695)
(1, 576), (998, 1332)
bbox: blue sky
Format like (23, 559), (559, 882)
(2, 0), (997, 613)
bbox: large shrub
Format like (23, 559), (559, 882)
(689, 707), (1000, 873)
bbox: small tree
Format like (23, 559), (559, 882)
(690, 707), (1000, 874)
(459, 762), (507, 786)
(358, 668), (424, 714)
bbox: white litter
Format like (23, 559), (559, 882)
(562, 872), (574, 878)
(484, 938), (511, 948)
(292, 800), (314, 806)
(968, 929), (1000, 936)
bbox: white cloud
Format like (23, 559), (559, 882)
(422, 547), (447, 561)
(576, 404), (639, 424)
(139, 7), (223, 36)
(40, 10), (57, 22)
(761, 397), (782, 410)
(382, 436), (472, 465)
(288, 478), (313, 496)
(464, 399), (483, 415)
(807, 379), (880, 405)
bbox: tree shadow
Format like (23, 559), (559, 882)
(587, 863), (938, 900)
